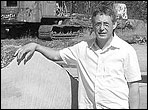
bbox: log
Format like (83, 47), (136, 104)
(1, 51), (77, 109)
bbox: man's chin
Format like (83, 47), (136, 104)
(98, 34), (108, 39)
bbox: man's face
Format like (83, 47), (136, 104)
(92, 14), (115, 40)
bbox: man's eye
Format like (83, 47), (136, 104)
(105, 24), (109, 27)
(104, 23), (109, 26)
(95, 23), (101, 27)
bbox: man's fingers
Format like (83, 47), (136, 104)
(14, 45), (22, 56)
(17, 49), (25, 60)
(25, 52), (32, 61)
(14, 48), (21, 56)
(17, 49), (21, 60)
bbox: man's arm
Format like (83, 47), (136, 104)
(36, 43), (62, 61)
(14, 42), (62, 63)
(128, 81), (140, 109)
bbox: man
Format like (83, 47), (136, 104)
(15, 5), (141, 109)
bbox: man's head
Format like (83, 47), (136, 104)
(91, 5), (117, 40)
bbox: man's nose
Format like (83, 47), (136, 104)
(100, 24), (105, 31)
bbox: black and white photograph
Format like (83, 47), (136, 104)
(1, 1), (147, 109)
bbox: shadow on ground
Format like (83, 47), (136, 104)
(140, 75), (147, 83)
(67, 71), (78, 109)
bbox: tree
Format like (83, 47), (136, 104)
(65, 1), (147, 22)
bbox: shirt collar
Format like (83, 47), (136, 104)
(110, 32), (122, 48)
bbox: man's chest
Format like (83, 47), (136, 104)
(78, 47), (125, 77)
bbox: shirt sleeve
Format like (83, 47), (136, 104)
(59, 42), (81, 65)
(124, 46), (142, 82)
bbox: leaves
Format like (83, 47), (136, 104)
(66, 1), (147, 22)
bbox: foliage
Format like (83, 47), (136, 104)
(117, 1), (147, 22)
(66, 1), (147, 22)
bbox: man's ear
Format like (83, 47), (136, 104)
(113, 22), (117, 29)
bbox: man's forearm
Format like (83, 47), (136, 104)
(129, 91), (140, 109)
(35, 44), (62, 61)
(128, 82), (140, 109)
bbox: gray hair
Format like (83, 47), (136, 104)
(91, 5), (117, 24)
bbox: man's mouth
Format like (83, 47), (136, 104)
(98, 33), (107, 35)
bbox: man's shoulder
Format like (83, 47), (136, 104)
(115, 35), (136, 53)
(115, 34), (133, 47)
(73, 40), (91, 47)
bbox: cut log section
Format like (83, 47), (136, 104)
(1, 51), (78, 109)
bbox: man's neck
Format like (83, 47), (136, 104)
(95, 35), (113, 50)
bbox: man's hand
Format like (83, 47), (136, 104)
(14, 43), (38, 64)
(14, 42), (62, 64)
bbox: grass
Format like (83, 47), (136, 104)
(1, 37), (81, 68)
(1, 38), (76, 49)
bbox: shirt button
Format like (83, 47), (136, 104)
(96, 103), (100, 108)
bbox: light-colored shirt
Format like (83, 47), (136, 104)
(59, 33), (141, 109)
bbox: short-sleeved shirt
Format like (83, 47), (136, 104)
(59, 33), (141, 109)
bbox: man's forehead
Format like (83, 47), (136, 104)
(95, 13), (111, 18)
(94, 14), (112, 22)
